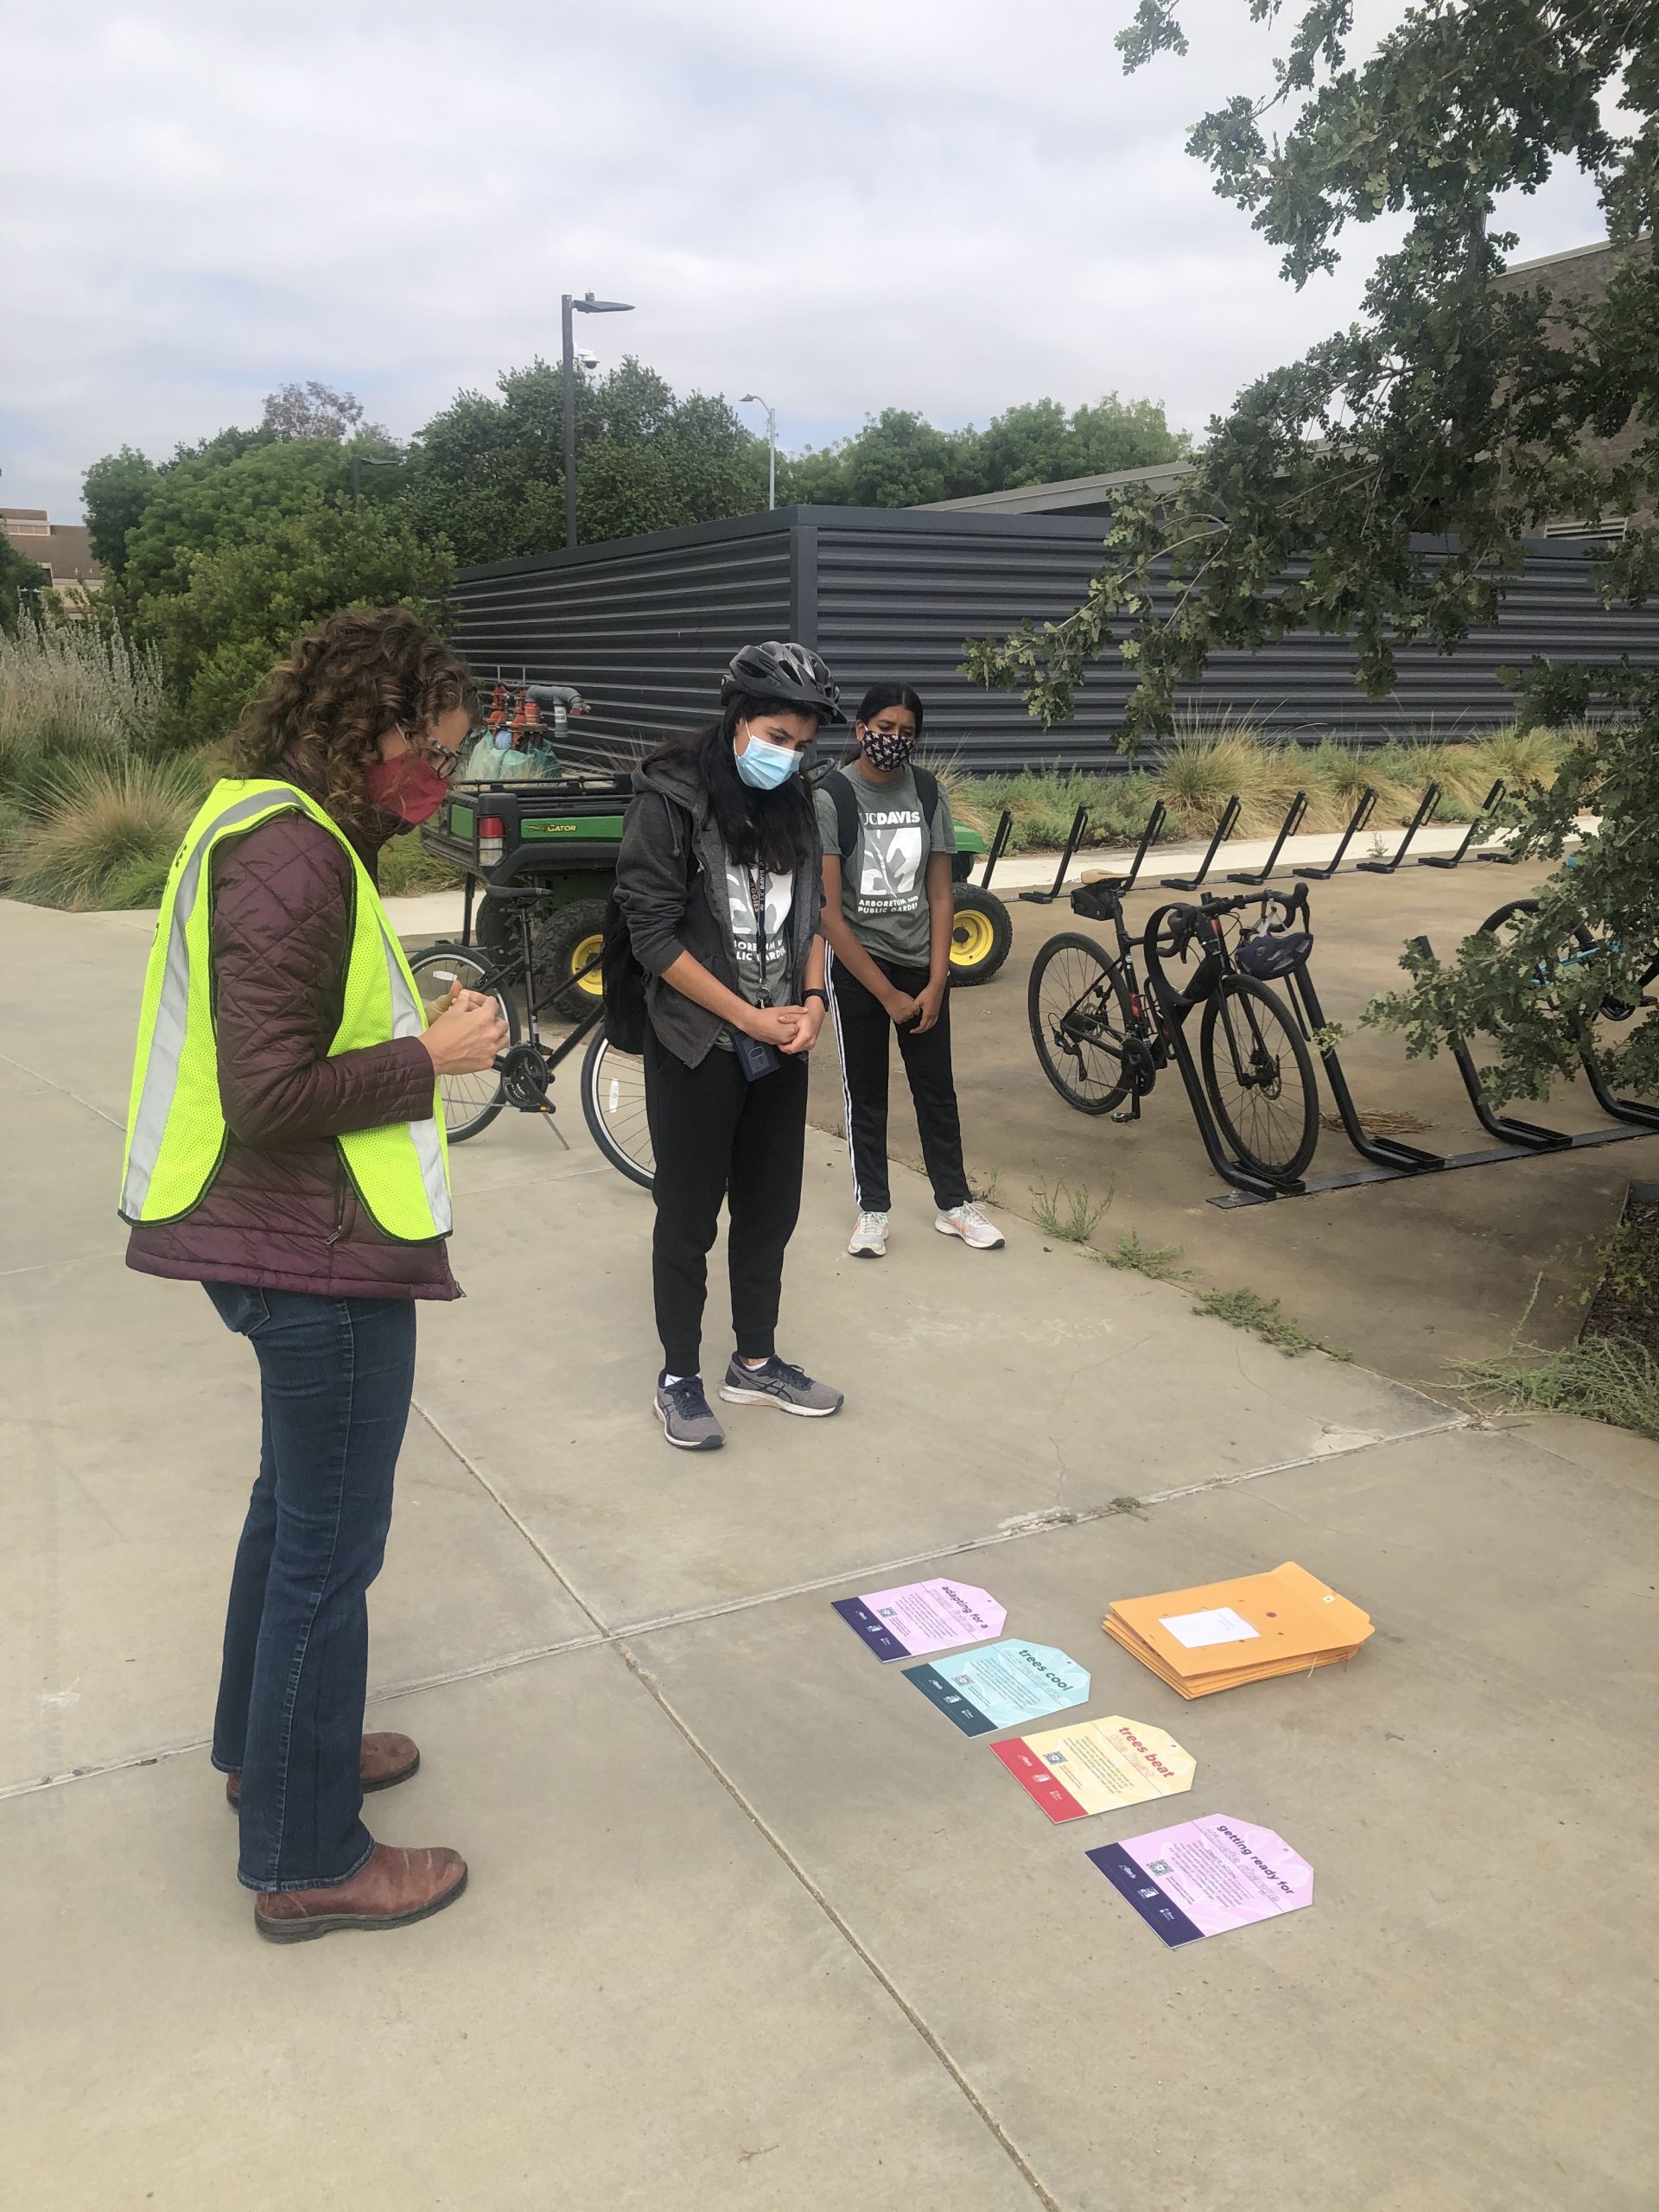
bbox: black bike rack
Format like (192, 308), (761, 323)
(1301, 787), (1378, 880)
(1227, 791), (1308, 885)
(1018, 806), (1091, 904)
(977, 808), (1014, 893)
(1207, 920), (1657, 1207)
(1087, 801), (1169, 895)
(1160, 795), (1240, 890)
(1357, 783), (1441, 873)
(1418, 779), (1505, 868)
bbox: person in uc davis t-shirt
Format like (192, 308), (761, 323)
(815, 682), (1004, 1260)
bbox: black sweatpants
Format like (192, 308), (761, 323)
(828, 953), (970, 1216)
(644, 1023), (809, 1378)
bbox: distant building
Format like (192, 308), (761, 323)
(1, 507), (104, 608)
(1492, 238), (1650, 533)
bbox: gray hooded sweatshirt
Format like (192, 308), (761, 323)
(614, 747), (825, 1068)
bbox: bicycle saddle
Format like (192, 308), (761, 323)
(1236, 931), (1313, 978)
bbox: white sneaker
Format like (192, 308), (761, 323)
(849, 1210), (889, 1257)
(936, 1201), (1005, 1250)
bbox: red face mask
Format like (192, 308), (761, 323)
(364, 752), (448, 825)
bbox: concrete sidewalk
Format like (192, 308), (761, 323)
(3, 896), (1656, 2211)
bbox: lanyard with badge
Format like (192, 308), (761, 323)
(733, 861), (782, 1081)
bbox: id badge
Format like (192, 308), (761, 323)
(732, 1030), (782, 1082)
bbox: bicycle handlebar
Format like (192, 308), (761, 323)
(1198, 880), (1312, 933)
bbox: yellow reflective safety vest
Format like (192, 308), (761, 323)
(120, 778), (451, 1243)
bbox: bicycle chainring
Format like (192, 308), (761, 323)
(499, 1042), (554, 1112)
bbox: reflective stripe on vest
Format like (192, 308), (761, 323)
(119, 779), (451, 1241)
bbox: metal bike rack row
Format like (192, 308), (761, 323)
(1020, 777), (1522, 909)
(1203, 918), (1659, 1209)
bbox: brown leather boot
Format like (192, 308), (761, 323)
(253, 1843), (467, 1942)
(226, 1731), (420, 1812)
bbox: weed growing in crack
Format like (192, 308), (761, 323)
(1192, 1285), (1351, 1359)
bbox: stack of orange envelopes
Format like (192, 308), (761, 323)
(1103, 1561), (1373, 1697)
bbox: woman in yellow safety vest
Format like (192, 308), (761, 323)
(122, 607), (505, 1942)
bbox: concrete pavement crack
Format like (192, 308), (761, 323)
(0, 1049), (123, 1131)
(612, 1633), (1065, 2212)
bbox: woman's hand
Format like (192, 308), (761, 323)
(423, 994), (510, 1076)
(912, 980), (947, 1034)
(779, 1001), (824, 1056)
(884, 988), (922, 1027)
(740, 1003), (808, 1051)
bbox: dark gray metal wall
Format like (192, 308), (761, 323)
(449, 506), (1659, 772)
(448, 513), (792, 753)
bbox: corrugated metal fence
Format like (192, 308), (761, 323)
(449, 506), (1659, 772)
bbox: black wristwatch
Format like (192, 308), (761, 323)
(804, 988), (830, 1007)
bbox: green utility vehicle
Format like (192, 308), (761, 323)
(423, 761), (1014, 1005)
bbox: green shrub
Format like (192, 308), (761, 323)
(10, 755), (209, 911)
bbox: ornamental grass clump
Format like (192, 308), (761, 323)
(10, 754), (209, 911)
(0, 623), (165, 808)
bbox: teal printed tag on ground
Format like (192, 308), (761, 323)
(904, 1642), (1090, 1737)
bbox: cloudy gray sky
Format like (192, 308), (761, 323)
(3, 0), (1605, 519)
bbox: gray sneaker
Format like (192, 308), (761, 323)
(655, 1374), (726, 1450)
(719, 1355), (844, 1418)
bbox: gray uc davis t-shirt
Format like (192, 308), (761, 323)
(815, 765), (957, 966)
(721, 847), (794, 1007)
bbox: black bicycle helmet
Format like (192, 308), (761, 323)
(721, 640), (846, 723)
(1236, 931), (1314, 980)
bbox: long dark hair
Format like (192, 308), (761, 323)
(652, 691), (821, 872)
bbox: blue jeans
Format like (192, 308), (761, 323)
(203, 1284), (416, 1892)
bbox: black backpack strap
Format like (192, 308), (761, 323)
(824, 767), (857, 862)
(912, 766), (940, 832)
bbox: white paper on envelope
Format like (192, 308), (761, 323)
(1159, 1606), (1260, 1650)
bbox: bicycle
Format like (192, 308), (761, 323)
(406, 889), (653, 1187)
(1027, 880), (1320, 1185)
(1478, 895), (1659, 1025)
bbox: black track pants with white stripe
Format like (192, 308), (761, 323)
(828, 954), (970, 1216)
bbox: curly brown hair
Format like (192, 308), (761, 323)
(229, 607), (476, 831)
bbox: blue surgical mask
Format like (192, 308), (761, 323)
(734, 724), (804, 791)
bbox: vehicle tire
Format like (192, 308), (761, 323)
(949, 884), (1013, 986)
(405, 942), (518, 1143)
(581, 1027), (654, 1188)
(533, 898), (611, 1019)
(1198, 973), (1318, 1183)
(1027, 931), (1136, 1115)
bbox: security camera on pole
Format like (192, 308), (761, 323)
(561, 289), (634, 550)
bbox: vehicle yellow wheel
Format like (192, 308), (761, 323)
(947, 886), (1012, 984)
(569, 932), (606, 996)
(950, 906), (996, 967)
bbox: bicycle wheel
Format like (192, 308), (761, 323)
(1027, 931), (1136, 1115)
(1199, 973), (1319, 1182)
(405, 942), (518, 1143)
(1478, 898), (1633, 1020)
(581, 1027), (654, 1188)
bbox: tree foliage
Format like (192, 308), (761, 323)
(965, 0), (1659, 1105)
(787, 394), (1187, 508)
(85, 423), (448, 743)
(260, 380), (388, 442)
(404, 358), (768, 564)
(0, 534), (47, 635)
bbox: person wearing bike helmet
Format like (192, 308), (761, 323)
(615, 640), (844, 1449)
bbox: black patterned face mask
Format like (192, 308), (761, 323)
(860, 724), (918, 772)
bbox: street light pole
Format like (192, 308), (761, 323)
(562, 289), (634, 550)
(741, 394), (777, 510)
